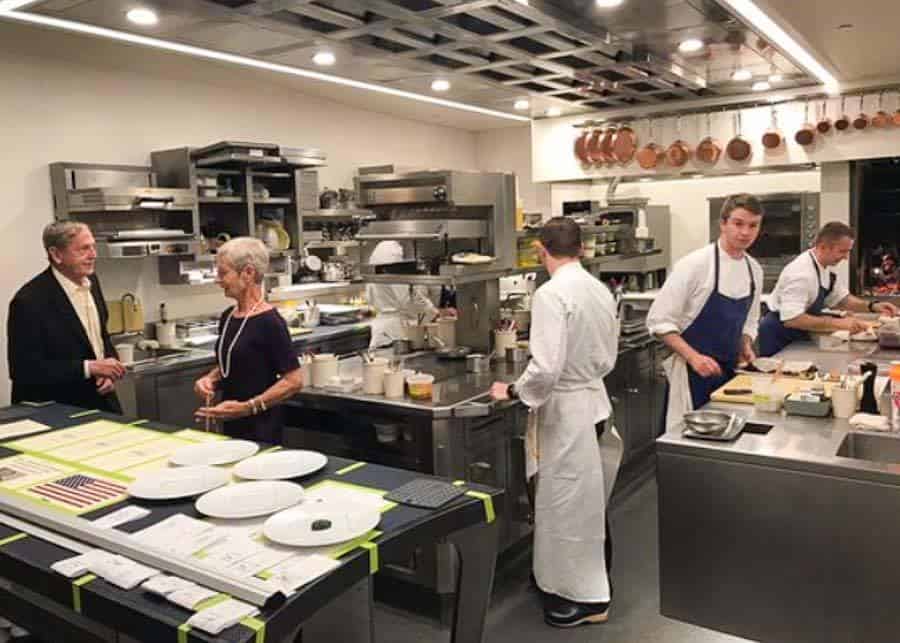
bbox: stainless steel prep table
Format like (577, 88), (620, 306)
(0, 403), (502, 643)
(656, 341), (900, 643)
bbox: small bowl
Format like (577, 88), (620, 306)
(683, 410), (732, 434)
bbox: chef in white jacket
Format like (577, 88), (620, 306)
(491, 217), (620, 628)
(647, 193), (764, 432)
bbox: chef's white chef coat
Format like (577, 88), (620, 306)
(646, 241), (763, 340)
(767, 250), (849, 321)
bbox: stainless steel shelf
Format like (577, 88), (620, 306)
(303, 209), (375, 220)
(256, 197), (293, 204)
(305, 240), (360, 249)
(198, 196), (244, 204)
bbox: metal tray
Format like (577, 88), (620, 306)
(682, 415), (747, 441)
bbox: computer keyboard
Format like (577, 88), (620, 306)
(385, 478), (467, 509)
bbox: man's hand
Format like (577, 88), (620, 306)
(687, 353), (723, 378)
(739, 341), (756, 367)
(194, 376), (218, 399)
(835, 317), (869, 334)
(88, 358), (126, 380)
(95, 377), (115, 395)
(195, 400), (251, 422)
(490, 382), (510, 401)
(875, 302), (900, 317)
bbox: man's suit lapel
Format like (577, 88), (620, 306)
(43, 268), (96, 359)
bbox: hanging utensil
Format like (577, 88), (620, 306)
(795, 101), (816, 146)
(696, 112), (722, 165)
(666, 116), (691, 168)
(574, 126), (591, 163)
(726, 111), (752, 162)
(599, 123), (618, 165)
(586, 127), (604, 164)
(816, 99), (832, 134)
(835, 96), (851, 131)
(636, 119), (665, 170)
(762, 106), (783, 150)
(873, 92), (891, 128)
(853, 95), (870, 130)
(613, 121), (637, 165)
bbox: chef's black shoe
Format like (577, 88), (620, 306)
(544, 599), (610, 628)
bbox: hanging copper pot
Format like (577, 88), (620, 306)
(574, 127), (591, 164)
(586, 128), (605, 164)
(795, 101), (816, 146)
(696, 112), (722, 165)
(835, 97), (851, 131)
(599, 124), (618, 165)
(893, 91), (900, 127)
(666, 116), (692, 168)
(872, 92), (891, 128)
(853, 95), (870, 130)
(816, 100), (832, 134)
(726, 111), (752, 162)
(613, 122), (638, 164)
(636, 119), (665, 170)
(761, 106), (783, 150)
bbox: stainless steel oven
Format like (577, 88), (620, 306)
(709, 192), (820, 292)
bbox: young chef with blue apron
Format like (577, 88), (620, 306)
(758, 222), (897, 356)
(647, 194), (765, 432)
(491, 218), (622, 628)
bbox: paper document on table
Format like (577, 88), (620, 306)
(83, 437), (187, 472)
(92, 505), (151, 529)
(0, 419), (51, 442)
(132, 514), (224, 558)
(8, 420), (125, 452)
(47, 428), (160, 462)
(120, 458), (171, 476)
(305, 480), (395, 513)
(187, 598), (259, 635)
(0, 454), (74, 490)
(261, 553), (340, 593)
(198, 533), (296, 578)
(173, 429), (228, 443)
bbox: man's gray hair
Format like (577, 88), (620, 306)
(217, 237), (269, 284)
(43, 221), (89, 253)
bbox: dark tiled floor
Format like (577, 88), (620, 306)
(375, 479), (749, 643)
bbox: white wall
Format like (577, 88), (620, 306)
(550, 170), (822, 265)
(475, 124), (551, 216)
(0, 23), (482, 404)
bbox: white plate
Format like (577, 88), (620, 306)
(128, 465), (231, 500)
(170, 440), (259, 467)
(195, 480), (304, 519)
(263, 499), (381, 547)
(233, 450), (327, 481)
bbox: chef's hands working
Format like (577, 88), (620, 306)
(688, 352), (722, 378)
(490, 381), (510, 401)
(873, 301), (900, 317)
(834, 316), (871, 335)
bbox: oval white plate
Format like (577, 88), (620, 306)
(233, 450), (328, 481)
(195, 480), (304, 519)
(128, 465), (231, 500)
(263, 499), (381, 547)
(170, 440), (259, 467)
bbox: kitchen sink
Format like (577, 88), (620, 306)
(836, 432), (900, 464)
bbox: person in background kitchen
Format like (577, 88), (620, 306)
(758, 222), (899, 357)
(7, 221), (125, 412)
(647, 193), (764, 432)
(365, 239), (451, 348)
(875, 253), (900, 294)
(194, 237), (302, 444)
(490, 217), (620, 628)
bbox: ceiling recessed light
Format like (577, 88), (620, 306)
(595, 0), (624, 7)
(678, 38), (704, 54)
(126, 8), (158, 26)
(312, 51), (336, 66)
(731, 68), (752, 81)
(768, 72), (783, 83)
(546, 107), (562, 117)
(752, 80), (771, 92)
(514, 99), (530, 110)
(431, 79), (451, 92)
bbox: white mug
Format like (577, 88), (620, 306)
(115, 343), (134, 364)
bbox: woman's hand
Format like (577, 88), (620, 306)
(194, 376), (217, 399)
(195, 400), (250, 421)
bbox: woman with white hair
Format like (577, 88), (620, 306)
(194, 237), (302, 443)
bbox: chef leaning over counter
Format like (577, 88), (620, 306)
(758, 221), (899, 357)
(491, 217), (621, 629)
(647, 194), (764, 432)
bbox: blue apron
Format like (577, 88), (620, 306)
(758, 251), (836, 357)
(681, 244), (756, 410)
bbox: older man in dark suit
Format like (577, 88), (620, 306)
(8, 222), (125, 412)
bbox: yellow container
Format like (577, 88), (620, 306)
(407, 374), (435, 400)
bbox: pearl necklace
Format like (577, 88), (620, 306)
(217, 299), (264, 379)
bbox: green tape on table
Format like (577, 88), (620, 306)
(241, 616), (266, 643)
(72, 574), (95, 614)
(20, 400), (54, 407)
(329, 529), (382, 560)
(465, 490), (496, 524)
(69, 409), (100, 418)
(177, 622), (191, 643)
(127, 419), (150, 426)
(359, 541), (379, 574)
(0, 533), (27, 547)
(452, 480), (466, 487)
(260, 445), (282, 454)
(335, 461), (366, 475)
(193, 593), (231, 611)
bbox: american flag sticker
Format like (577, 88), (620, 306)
(28, 474), (127, 510)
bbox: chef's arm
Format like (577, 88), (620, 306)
(784, 313), (855, 332)
(246, 368), (302, 410)
(660, 332), (722, 378)
(834, 294), (898, 316)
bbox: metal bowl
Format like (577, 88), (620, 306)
(437, 346), (472, 360)
(683, 410), (733, 434)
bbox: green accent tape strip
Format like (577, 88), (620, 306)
(127, 419), (150, 426)
(193, 593), (230, 611)
(177, 623), (191, 643)
(360, 541), (379, 574)
(241, 616), (266, 643)
(465, 490), (496, 524)
(72, 574), (95, 614)
(336, 461), (366, 475)
(260, 445), (282, 454)
(452, 480), (466, 486)
(20, 400), (54, 407)
(69, 409), (101, 418)
(0, 533), (27, 547)
(329, 529), (382, 560)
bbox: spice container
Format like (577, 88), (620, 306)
(406, 373), (435, 400)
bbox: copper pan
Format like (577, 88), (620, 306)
(696, 112), (722, 165)
(795, 101), (816, 146)
(872, 92), (891, 128)
(761, 106), (783, 150)
(665, 116), (692, 168)
(725, 111), (752, 162)
(816, 100), (832, 134)
(574, 127), (591, 164)
(636, 120), (664, 170)
(853, 95), (870, 130)
(893, 90), (900, 127)
(834, 97), (851, 131)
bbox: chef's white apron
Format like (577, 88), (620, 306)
(662, 353), (693, 433)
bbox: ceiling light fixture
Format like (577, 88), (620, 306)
(312, 51), (336, 66)
(0, 0), (39, 10)
(514, 99), (530, 110)
(514, 0), (529, 5)
(768, 72), (783, 83)
(752, 81), (771, 92)
(0, 11), (530, 123)
(126, 8), (158, 26)
(731, 68), (752, 81)
(546, 107), (562, 117)
(595, 0), (625, 8)
(431, 79), (451, 92)
(678, 38), (704, 54)
(716, 0), (840, 92)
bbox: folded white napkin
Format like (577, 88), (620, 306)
(848, 413), (890, 432)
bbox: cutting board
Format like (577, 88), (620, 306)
(711, 374), (836, 405)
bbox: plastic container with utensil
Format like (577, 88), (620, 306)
(407, 373), (435, 400)
(752, 377), (784, 413)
